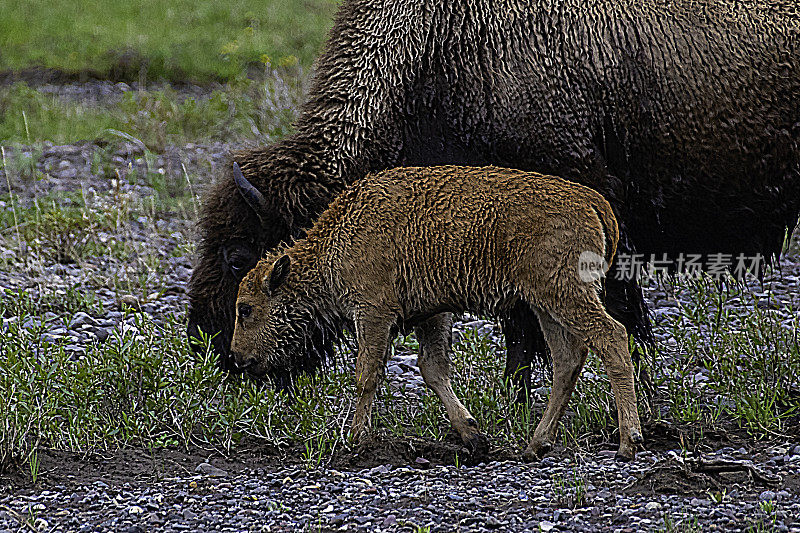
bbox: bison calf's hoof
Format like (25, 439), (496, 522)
(614, 428), (643, 462)
(614, 450), (634, 462)
(463, 433), (490, 459)
(615, 443), (638, 462)
(521, 440), (552, 463)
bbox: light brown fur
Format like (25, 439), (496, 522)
(230, 165), (643, 460)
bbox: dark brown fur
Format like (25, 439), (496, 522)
(231, 166), (643, 460)
(189, 0), (800, 390)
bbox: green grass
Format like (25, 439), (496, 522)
(0, 0), (339, 83)
(650, 274), (800, 437)
(1, 271), (799, 473)
(551, 469), (589, 509)
(0, 74), (305, 146)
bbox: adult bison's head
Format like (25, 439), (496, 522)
(187, 161), (286, 369)
(187, 151), (338, 389)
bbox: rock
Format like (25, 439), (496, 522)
(127, 505), (144, 515)
(539, 520), (555, 531)
(119, 294), (142, 311)
(414, 457), (431, 469)
(59, 167), (78, 179)
(95, 328), (112, 342)
(70, 312), (97, 327)
(486, 517), (504, 529)
(195, 462), (229, 478)
(759, 490), (776, 501)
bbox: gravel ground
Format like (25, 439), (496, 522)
(2, 136), (800, 532)
(2, 448), (800, 533)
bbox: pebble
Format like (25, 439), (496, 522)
(195, 463), (230, 478)
(539, 520), (556, 531)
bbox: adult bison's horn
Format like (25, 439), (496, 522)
(233, 162), (270, 225)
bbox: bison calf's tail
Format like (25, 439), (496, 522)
(591, 199), (620, 269)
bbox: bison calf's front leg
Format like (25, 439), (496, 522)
(350, 315), (393, 442)
(416, 313), (489, 457)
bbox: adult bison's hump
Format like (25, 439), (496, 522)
(395, 0), (799, 259)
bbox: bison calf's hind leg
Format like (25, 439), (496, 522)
(522, 310), (588, 462)
(350, 314), (393, 442)
(520, 270), (643, 461)
(416, 313), (489, 457)
(549, 297), (643, 461)
(585, 316), (644, 461)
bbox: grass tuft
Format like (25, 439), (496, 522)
(0, 74), (307, 147)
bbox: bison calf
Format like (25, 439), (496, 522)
(230, 165), (643, 460)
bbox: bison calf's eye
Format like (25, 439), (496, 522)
(238, 304), (252, 319)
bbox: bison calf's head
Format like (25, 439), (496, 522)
(230, 253), (316, 378)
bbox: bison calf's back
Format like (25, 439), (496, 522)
(231, 166), (643, 460)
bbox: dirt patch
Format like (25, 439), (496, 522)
(624, 458), (763, 497)
(0, 52), (217, 87)
(331, 434), (519, 471)
(2, 445), (289, 492)
(2, 434), (525, 493)
(642, 420), (750, 454)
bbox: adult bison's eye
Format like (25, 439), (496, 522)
(229, 257), (249, 275)
(222, 242), (258, 278)
(238, 303), (252, 319)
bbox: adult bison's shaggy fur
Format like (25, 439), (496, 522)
(188, 0), (800, 389)
(230, 166), (643, 460)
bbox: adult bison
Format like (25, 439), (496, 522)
(188, 0), (800, 391)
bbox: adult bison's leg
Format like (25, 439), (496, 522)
(416, 313), (488, 457)
(500, 302), (550, 403)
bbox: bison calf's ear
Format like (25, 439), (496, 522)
(264, 255), (291, 294)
